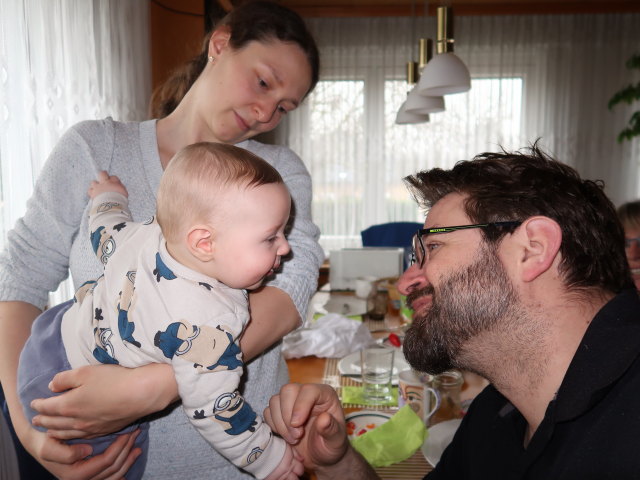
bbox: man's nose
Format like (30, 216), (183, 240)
(397, 263), (429, 295)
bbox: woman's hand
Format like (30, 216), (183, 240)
(31, 363), (177, 440)
(21, 423), (141, 480)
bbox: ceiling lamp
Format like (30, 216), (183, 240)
(405, 39), (445, 115)
(417, 6), (470, 97)
(396, 102), (430, 124)
(396, 60), (430, 124)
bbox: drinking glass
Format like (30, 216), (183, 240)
(360, 345), (395, 404)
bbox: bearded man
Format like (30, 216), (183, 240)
(264, 145), (639, 480)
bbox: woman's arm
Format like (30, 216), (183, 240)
(241, 286), (300, 361)
(0, 301), (142, 479)
(0, 122), (175, 475)
(0, 301), (42, 446)
(33, 363), (178, 440)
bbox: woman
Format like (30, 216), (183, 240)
(0, 2), (323, 479)
(617, 200), (640, 290)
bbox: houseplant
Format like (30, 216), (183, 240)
(608, 53), (640, 143)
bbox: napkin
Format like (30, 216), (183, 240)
(350, 405), (427, 467)
(282, 313), (374, 359)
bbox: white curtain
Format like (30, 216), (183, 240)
(0, 0), (151, 301)
(280, 14), (640, 253)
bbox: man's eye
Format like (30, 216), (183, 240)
(259, 78), (268, 88)
(426, 243), (440, 252)
(277, 105), (288, 114)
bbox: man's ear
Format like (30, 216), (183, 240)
(517, 216), (562, 282)
(208, 26), (231, 57)
(187, 225), (215, 262)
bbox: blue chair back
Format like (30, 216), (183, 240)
(360, 221), (423, 248)
(360, 222), (423, 269)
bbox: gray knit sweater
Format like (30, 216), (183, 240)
(0, 118), (324, 479)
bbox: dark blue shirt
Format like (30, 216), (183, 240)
(427, 288), (640, 480)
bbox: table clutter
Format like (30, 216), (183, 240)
(284, 282), (488, 479)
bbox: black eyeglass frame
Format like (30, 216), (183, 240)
(410, 221), (522, 268)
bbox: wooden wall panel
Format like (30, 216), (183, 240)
(149, 0), (205, 92)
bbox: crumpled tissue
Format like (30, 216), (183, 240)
(282, 313), (374, 359)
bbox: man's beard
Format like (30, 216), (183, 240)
(403, 243), (520, 375)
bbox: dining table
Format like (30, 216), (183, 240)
(283, 288), (489, 480)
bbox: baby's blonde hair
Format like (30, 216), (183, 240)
(156, 142), (284, 243)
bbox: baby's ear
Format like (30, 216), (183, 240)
(187, 226), (215, 262)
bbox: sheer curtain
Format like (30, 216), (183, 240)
(280, 13), (640, 253)
(0, 0), (150, 301)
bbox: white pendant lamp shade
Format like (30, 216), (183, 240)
(396, 100), (430, 124)
(395, 61), (429, 124)
(405, 85), (445, 114)
(418, 6), (471, 97)
(417, 52), (470, 96)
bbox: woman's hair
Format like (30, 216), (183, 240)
(617, 200), (640, 232)
(403, 143), (634, 294)
(156, 142), (284, 243)
(149, 0), (319, 119)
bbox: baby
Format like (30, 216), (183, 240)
(18, 142), (302, 480)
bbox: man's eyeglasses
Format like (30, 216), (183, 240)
(625, 237), (640, 249)
(410, 221), (522, 268)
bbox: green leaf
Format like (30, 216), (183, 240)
(616, 112), (640, 143)
(608, 82), (640, 110)
(611, 53), (640, 142)
(625, 54), (640, 70)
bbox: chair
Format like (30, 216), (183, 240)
(360, 222), (423, 268)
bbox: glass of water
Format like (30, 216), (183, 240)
(360, 345), (395, 404)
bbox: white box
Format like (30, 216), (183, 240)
(328, 247), (404, 291)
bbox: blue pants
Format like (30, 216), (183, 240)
(17, 300), (149, 479)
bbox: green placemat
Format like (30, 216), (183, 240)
(342, 385), (398, 407)
(313, 312), (363, 322)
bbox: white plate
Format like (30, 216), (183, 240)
(337, 350), (410, 384)
(323, 296), (368, 316)
(421, 418), (462, 466)
(345, 410), (392, 440)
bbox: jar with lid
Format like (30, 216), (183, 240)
(429, 369), (464, 426)
(366, 283), (388, 320)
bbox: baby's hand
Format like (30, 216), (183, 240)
(88, 170), (128, 199)
(263, 444), (304, 480)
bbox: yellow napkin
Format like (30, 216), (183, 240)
(350, 405), (427, 467)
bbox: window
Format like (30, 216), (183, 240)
(289, 75), (524, 253)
